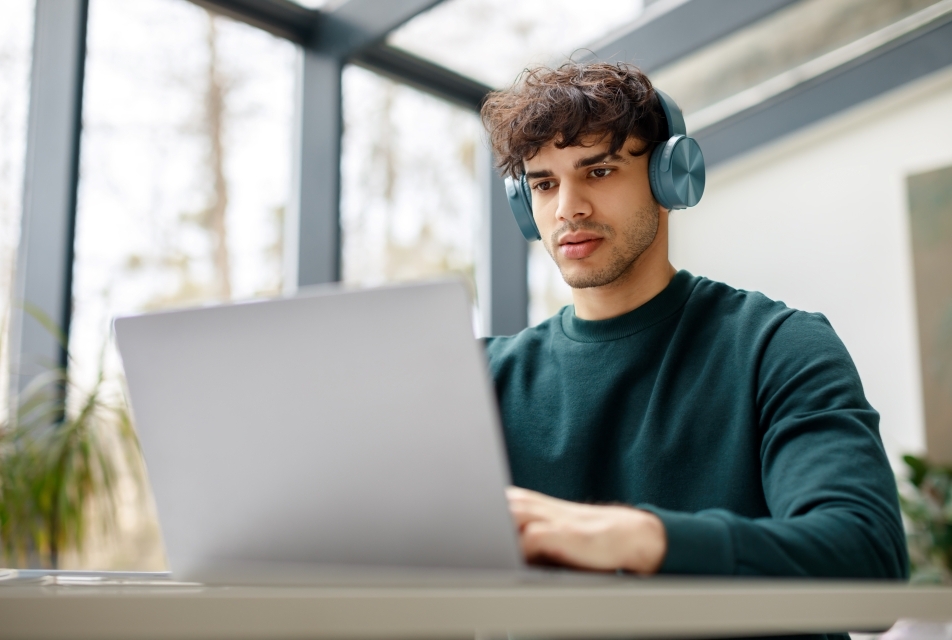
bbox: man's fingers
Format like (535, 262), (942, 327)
(506, 486), (546, 500)
(506, 486), (574, 507)
(508, 499), (549, 527)
(506, 487), (550, 525)
(520, 520), (599, 570)
(507, 487), (601, 526)
(507, 487), (569, 526)
(519, 520), (567, 565)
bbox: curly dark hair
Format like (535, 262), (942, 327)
(480, 62), (668, 178)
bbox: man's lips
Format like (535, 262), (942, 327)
(558, 232), (604, 260)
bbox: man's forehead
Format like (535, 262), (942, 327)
(539, 134), (611, 154)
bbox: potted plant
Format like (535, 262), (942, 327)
(899, 454), (952, 584)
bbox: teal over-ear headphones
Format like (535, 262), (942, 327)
(503, 89), (705, 242)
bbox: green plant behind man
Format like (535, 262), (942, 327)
(0, 310), (141, 568)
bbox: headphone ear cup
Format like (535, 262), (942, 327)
(648, 143), (669, 210)
(649, 135), (706, 210)
(504, 175), (542, 241)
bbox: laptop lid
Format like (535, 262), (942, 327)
(114, 280), (522, 579)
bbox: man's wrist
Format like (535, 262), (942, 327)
(620, 508), (667, 574)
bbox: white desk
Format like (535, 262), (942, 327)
(2, 576), (951, 639)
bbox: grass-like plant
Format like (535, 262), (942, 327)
(899, 454), (952, 584)
(0, 313), (141, 569)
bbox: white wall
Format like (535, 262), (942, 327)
(670, 66), (952, 464)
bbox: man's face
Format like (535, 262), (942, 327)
(523, 136), (662, 289)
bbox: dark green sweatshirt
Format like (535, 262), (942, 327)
(485, 271), (907, 639)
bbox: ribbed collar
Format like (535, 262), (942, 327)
(560, 270), (698, 343)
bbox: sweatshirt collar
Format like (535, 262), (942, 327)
(560, 270), (698, 343)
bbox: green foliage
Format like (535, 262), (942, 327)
(0, 330), (141, 568)
(899, 454), (952, 584)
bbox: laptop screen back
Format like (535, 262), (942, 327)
(114, 280), (521, 578)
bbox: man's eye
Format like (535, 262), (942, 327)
(590, 167), (613, 178)
(533, 180), (554, 192)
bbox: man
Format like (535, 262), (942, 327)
(480, 63), (908, 583)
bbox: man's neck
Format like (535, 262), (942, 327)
(570, 227), (676, 321)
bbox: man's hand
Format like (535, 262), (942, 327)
(506, 487), (667, 574)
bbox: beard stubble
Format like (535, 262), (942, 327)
(546, 201), (660, 289)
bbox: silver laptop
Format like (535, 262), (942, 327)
(114, 279), (525, 583)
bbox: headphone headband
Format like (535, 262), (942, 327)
(654, 88), (686, 138)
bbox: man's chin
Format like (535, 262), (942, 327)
(559, 265), (615, 290)
(557, 254), (642, 290)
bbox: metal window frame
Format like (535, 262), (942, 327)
(10, 0), (88, 399)
(190, 0), (500, 299)
(587, 0), (802, 73)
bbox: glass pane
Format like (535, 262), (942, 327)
(0, 0), (35, 421)
(653, 0), (943, 124)
(388, 0), (644, 89)
(340, 64), (481, 307)
(69, 0), (296, 569)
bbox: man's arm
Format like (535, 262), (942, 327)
(651, 311), (907, 577)
(507, 312), (909, 578)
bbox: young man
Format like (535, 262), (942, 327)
(480, 63), (908, 582)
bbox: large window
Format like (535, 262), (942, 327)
(69, 0), (296, 568)
(0, 0), (35, 422)
(340, 66), (481, 299)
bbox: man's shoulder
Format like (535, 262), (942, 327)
(687, 274), (848, 368)
(689, 274), (789, 316)
(687, 274), (832, 333)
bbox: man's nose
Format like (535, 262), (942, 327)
(555, 181), (593, 223)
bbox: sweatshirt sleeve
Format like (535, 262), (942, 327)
(645, 311), (909, 578)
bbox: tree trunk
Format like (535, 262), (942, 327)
(204, 12), (231, 300)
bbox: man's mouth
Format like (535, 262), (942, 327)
(558, 232), (604, 260)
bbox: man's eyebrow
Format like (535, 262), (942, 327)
(575, 151), (624, 169)
(524, 169), (553, 180)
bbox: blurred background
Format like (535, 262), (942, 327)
(0, 0), (950, 576)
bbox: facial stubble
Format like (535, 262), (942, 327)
(546, 201), (660, 289)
